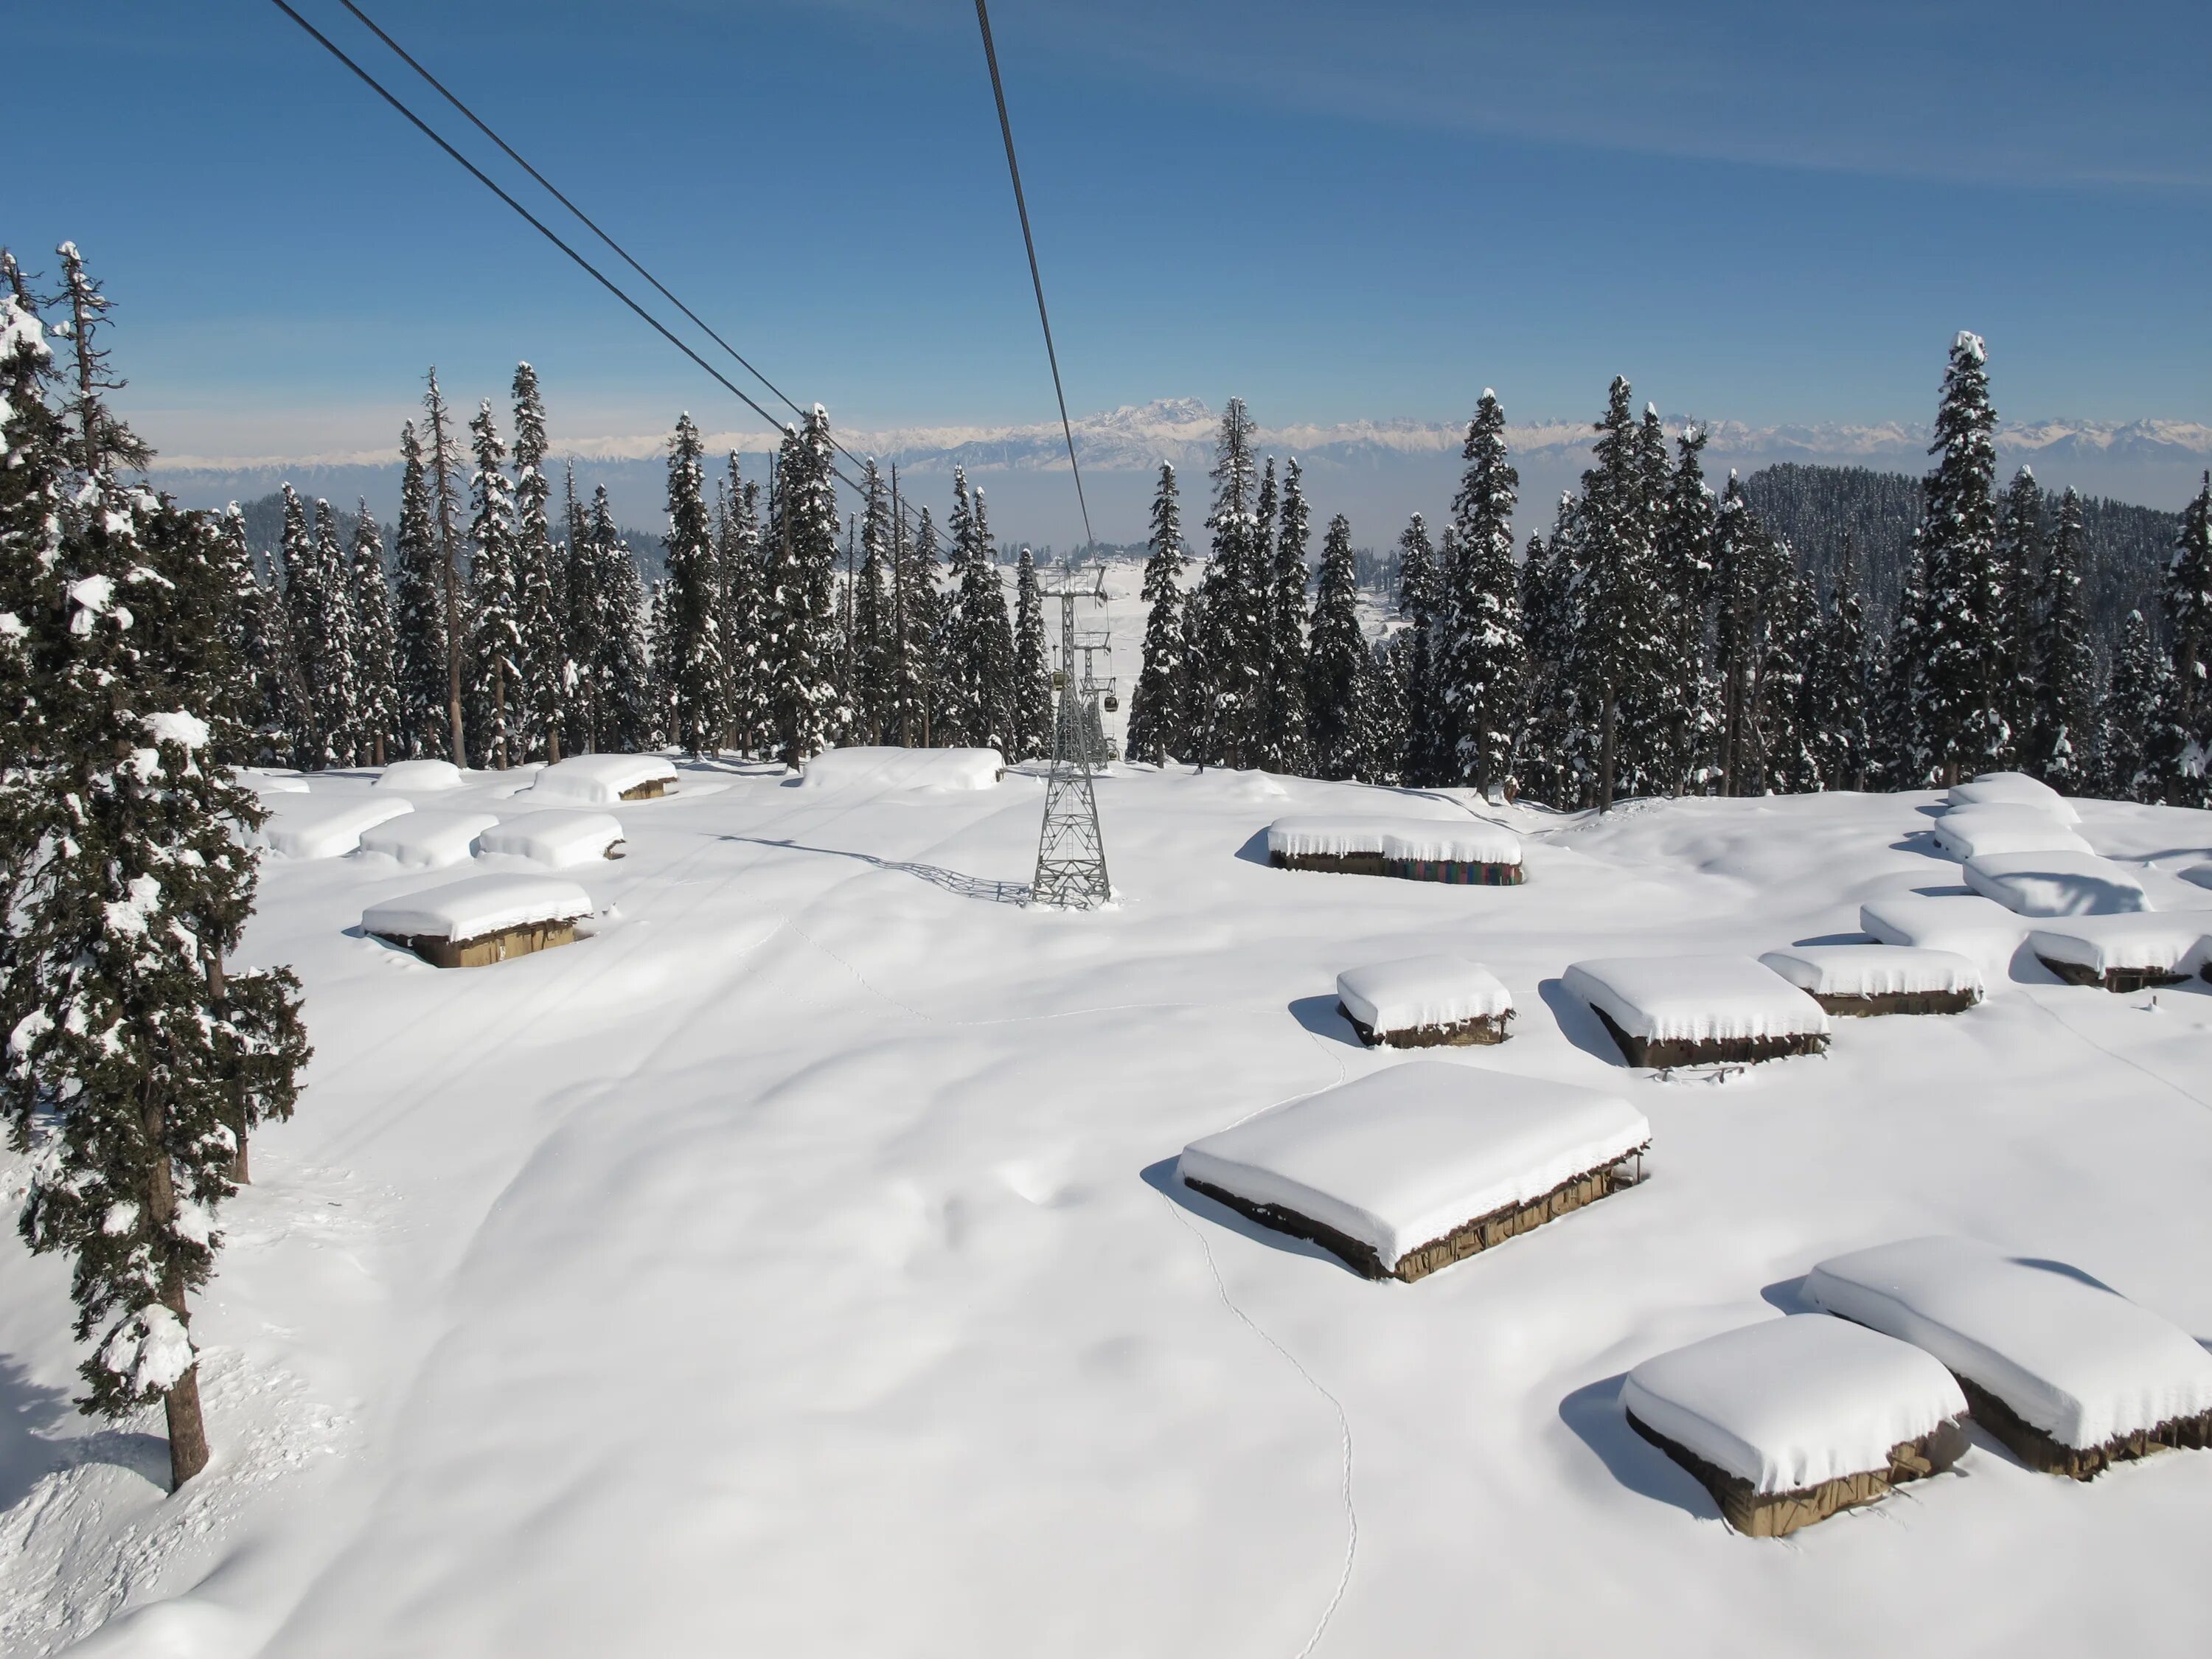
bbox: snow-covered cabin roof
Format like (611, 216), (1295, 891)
(262, 796), (414, 860)
(1963, 850), (2149, 917)
(1380, 821), (1523, 866)
(525, 754), (679, 806)
(1858, 894), (2027, 970)
(799, 746), (1005, 791)
(375, 758), (467, 793)
(1621, 1315), (1967, 1495)
(1265, 815), (1397, 858)
(478, 811), (625, 868)
(1806, 1236), (2212, 1451)
(2027, 914), (2212, 976)
(1336, 955), (1512, 1033)
(1757, 945), (1983, 999)
(1931, 804), (2092, 861)
(362, 873), (594, 944)
(1178, 1063), (1648, 1276)
(358, 809), (500, 871)
(1562, 956), (1829, 1044)
(1950, 772), (2080, 823)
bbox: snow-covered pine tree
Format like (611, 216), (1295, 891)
(392, 421), (451, 760)
(1440, 391), (1523, 794)
(2095, 611), (2165, 802)
(463, 403), (521, 768)
(1711, 473), (1761, 794)
(1306, 512), (1366, 780)
(717, 454), (768, 754)
(0, 248), (63, 782)
(1262, 458), (1312, 775)
(891, 495), (942, 748)
(1250, 456), (1280, 765)
(1805, 533), (1872, 791)
(1913, 331), (2006, 783)
(1992, 466), (2046, 768)
(762, 408), (846, 766)
(2, 257), (307, 1490)
(1877, 529), (1937, 788)
(209, 505), (307, 768)
(974, 490), (1018, 757)
(1515, 514), (1577, 807)
(588, 487), (654, 751)
(1755, 562), (1822, 795)
(1655, 427), (1717, 792)
(851, 460), (894, 744)
(421, 370), (470, 764)
(1568, 380), (1661, 808)
(2162, 470), (2212, 803)
(1012, 546), (1051, 760)
(2028, 488), (2098, 790)
(1193, 399), (1265, 767)
(510, 363), (564, 762)
(644, 576), (677, 748)
(1394, 514), (1444, 785)
(942, 467), (1012, 754)
(659, 413), (726, 756)
(299, 499), (359, 766)
(1127, 462), (1187, 765)
(1358, 636), (1405, 785)
(347, 501), (397, 766)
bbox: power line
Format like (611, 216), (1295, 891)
(972, 0), (1096, 553)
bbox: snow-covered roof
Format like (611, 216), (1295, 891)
(375, 758), (467, 793)
(1178, 1063), (1648, 1276)
(799, 746), (1005, 791)
(1266, 815), (1396, 858)
(1757, 945), (1983, 999)
(1931, 804), (2092, 861)
(358, 810), (500, 872)
(1380, 821), (1523, 866)
(363, 874), (594, 943)
(2027, 914), (2212, 976)
(1337, 956), (1512, 1033)
(1620, 1315), (1967, 1495)
(1562, 956), (1828, 1044)
(478, 811), (625, 868)
(525, 754), (679, 806)
(1859, 894), (2027, 970)
(1950, 773), (2080, 824)
(1964, 850), (2149, 917)
(1806, 1236), (2212, 1452)
(262, 796), (414, 860)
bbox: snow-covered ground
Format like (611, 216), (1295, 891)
(4, 764), (2212, 1658)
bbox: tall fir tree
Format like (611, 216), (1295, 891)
(588, 487), (654, 751)
(2161, 470), (2212, 803)
(890, 494), (941, 747)
(510, 363), (565, 762)
(392, 420), (451, 759)
(348, 501), (397, 766)
(762, 408), (846, 765)
(1192, 398), (1265, 767)
(421, 369), (469, 765)
(1655, 428), (1717, 790)
(1913, 331), (2006, 783)
(1306, 512), (1366, 781)
(1262, 458), (1312, 774)
(215, 505), (307, 768)
(717, 453), (769, 754)
(1712, 474), (1764, 794)
(661, 413), (726, 755)
(1394, 515), (1445, 785)
(644, 576), (677, 748)
(2095, 611), (2165, 802)
(1805, 534), (1873, 791)
(944, 467), (1016, 754)
(1568, 380), (1663, 807)
(1993, 466), (2046, 766)
(464, 401), (521, 768)
(851, 460), (894, 743)
(1127, 462), (1187, 765)
(1514, 524), (1573, 806)
(1011, 546), (1051, 761)
(1357, 638), (1405, 785)
(2028, 488), (2098, 790)
(1440, 391), (1524, 793)
(2, 254), (307, 1490)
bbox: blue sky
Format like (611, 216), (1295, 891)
(10, 0), (2208, 460)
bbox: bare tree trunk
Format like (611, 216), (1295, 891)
(142, 1085), (211, 1489)
(1598, 686), (1618, 810)
(493, 660), (508, 770)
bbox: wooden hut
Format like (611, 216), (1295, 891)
(1564, 956), (1830, 1068)
(364, 873), (594, 969)
(1335, 955), (1514, 1046)
(1756, 945), (1983, 1016)
(2027, 914), (2211, 992)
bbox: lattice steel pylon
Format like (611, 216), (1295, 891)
(1031, 566), (1113, 909)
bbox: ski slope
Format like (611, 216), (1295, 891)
(3, 764), (2211, 1658)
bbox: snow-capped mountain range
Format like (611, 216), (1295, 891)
(149, 399), (2211, 542)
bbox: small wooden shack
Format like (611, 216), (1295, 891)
(363, 874), (594, 970)
(1265, 814), (1524, 885)
(1565, 956), (1831, 1068)
(1335, 955), (1514, 1046)
(1756, 945), (1983, 1017)
(2027, 915), (2211, 993)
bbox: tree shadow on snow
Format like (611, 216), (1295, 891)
(1557, 1373), (1722, 1522)
(0, 1354), (170, 1509)
(1138, 1158), (1362, 1276)
(1538, 978), (1627, 1068)
(719, 836), (1029, 905)
(1288, 994), (1366, 1048)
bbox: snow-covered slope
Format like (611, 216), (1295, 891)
(2, 771), (2211, 1656)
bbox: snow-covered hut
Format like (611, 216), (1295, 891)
(2027, 914), (2212, 992)
(1858, 893), (2028, 980)
(1335, 954), (1514, 1046)
(357, 809), (500, 871)
(1176, 1063), (1648, 1283)
(477, 811), (626, 867)
(374, 758), (465, 792)
(1619, 1315), (1970, 1537)
(262, 796), (414, 860)
(1947, 771), (2081, 823)
(362, 873), (594, 969)
(1756, 945), (1983, 1017)
(1265, 815), (1393, 875)
(1380, 821), (1524, 886)
(1963, 849), (2149, 917)
(799, 746), (1005, 790)
(526, 753), (678, 805)
(1930, 803), (2091, 861)
(1562, 956), (1830, 1068)
(1806, 1236), (2212, 1480)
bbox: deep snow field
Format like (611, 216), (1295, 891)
(4, 757), (2212, 1658)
